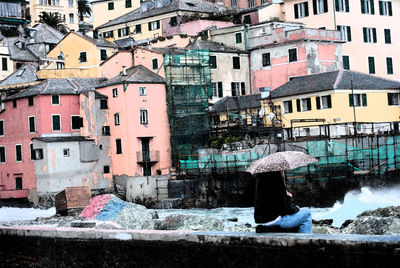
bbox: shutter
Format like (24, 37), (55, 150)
(335, 0), (339, 11)
(316, 96), (321, 110)
(388, 93), (393, 105)
(294, 4), (299, 18)
(345, 0), (349, 12)
(384, 29), (391, 44)
(313, 0), (317, 14)
(361, 0), (365, 13)
(79, 117), (83, 127)
(231, 82), (236, 96)
(363, 28), (367, 42)
(349, 94), (354, 107)
(386, 57), (393, 74)
(369, 57), (375, 74)
(148, 22), (152, 30)
(156, 20), (160, 29)
(296, 99), (301, 112)
(324, 0), (328, 12)
(379, 0), (383, 15)
(305, 2), (309, 16)
(388, 1), (392, 16)
(371, 0), (375, 14)
(218, 82), (223, 97)
(346, 26), (352, 41)
(362, 94), (367, 106)
(327, 95), (332, 108)
(288, 101), (293, 113)
(241, 82), (246, 95)
(372, 28), (377, 43)
(306, 98), (311, 110)
(118, 29), (122, 37)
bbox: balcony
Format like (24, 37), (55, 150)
(136, 150), (160, 165)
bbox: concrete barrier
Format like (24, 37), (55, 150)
(0, 226), (399, 267)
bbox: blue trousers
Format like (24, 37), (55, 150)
(263, 207), (312, 233)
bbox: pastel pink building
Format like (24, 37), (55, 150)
(96, 65), (172, 178)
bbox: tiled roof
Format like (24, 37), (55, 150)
(0, 63), (38, 86)
(98, 0), (227, 29)
(96, 65), (165, 87)
(30, 23), (65, 44)
(187, 39), (246, 53)
(270, 70), (400, 99)
(210, 94), (261, 113)
(114, 37), (152, 49)
(73, 32), (115, 48)
(7, 37), (39, 62)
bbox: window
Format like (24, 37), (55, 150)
(209, 56), (217, 69)
(103, 31), (114, 38)
(388, 93), (400, 105)
(262, 53), (271, 67)
(296, 98), (311, 112)
(363, 27), (377, 43)
(337, 25), (351, 41)
(231, 82), (245, 96)
(30, 144), (43, 160)
(79, 52), (87, 62)
(231, 0), (237, 6)
(63, 148), (70, 157)
(100, 49), (107, 61)
(379, 1), (392, 16)
(170, 17), (178, 26)
(118, 27), (130, 37)
(28, 116), (35, 133)
(140, 109), (148, 124)
(386, 57), (393, 75)
(361, 0), (375, 14)
(343, 55), (350, 70)
(313, 0), (328, 14)
(15, 177), (22, 190)
(52, 114), (61, 131)
(211, 82), (223, 98)
(316, 95), (332, 109)
(368, 56), (375, 74)
(69, 13), (74, 23)
(125, 0), (132, 8)
(1, 57), (7, 71)
(28, 96), (34, 106)
(108, 2), (114, 10)
(349, 93), (367, 107)
(235, 33), (242, 44)
(0, 120), (3, 136)
(233, 57), (240, 69)
(0, 146), (5, 163)
(283, 100), (293, 114)
(289, 48), (297, 62)
(336, 0), (349, 12)
(135, 25), (142, 34)
(52, 95), (60, 105)
(384, 29), (391, 44)
(249, 0), (255, 8)
(15, 144), (22, 162)
(57, 62), (64, 69)
(13, 100), (17, 108)
(148, 20), (160, 31)
(294, 2), (309, 18)
(114, 113), (120, 126)
(152, 58), (158, 70)
(71, 116), (83, 130)
(100, 99), (108, 109)
(104, 165), (110, 173)
(116, 139), (122, 154)
(102, 126), (110, 136)
(139, 87), (147, 96)
(112, 88), (118, 97)
(243, 15), (251, 24)
(68, 0), (73, 7)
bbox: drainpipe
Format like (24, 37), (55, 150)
(332, 0), (337, 29)
(244, 25), (252, 94)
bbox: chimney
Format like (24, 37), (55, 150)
(122, 66), (127, 76)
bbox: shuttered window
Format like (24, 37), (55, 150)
(349, 94), (367, 107)
(343, 55), (350, 70)
(384, 29), (391, 44)
(386, 57), (393, 75)
(368, 57), (375, 74)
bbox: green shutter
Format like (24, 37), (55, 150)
(324, 0), (328, 12)
(368, 57), (375, 74)
(296, 99), (301, 112)
(335, 0), (339, 11)
(386, 57), (393, 75)
(372, 28), (377, 42)
(384, 29), (391, 44)
(362, 94), (367, 106)
(363, 27), (367, 42)
(388, 1), (392, 16)
(305, 2), (309, 16)
(327, 95), (332, 108)
(306, 98), (311, 110)
(347, 26), (352, 41)
(371, 0), (375, 14)
(388, 93), (393, 105)
(361, 0), (365, 13)
(156, 20), (160, 29)
(343, 56), (350, 69)
(294, 4), (299, 18)
(379, 0), (383, 15)
(316, 96), (321, 110)
(345, 0), (350, 12)
(288, 101), (293, 113)
(148, 22), (151, 30)
(313, 0), (317, 14)
(349, 94), (354, 107)
(218, 82), (223, 98)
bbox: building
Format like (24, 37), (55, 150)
(0, 0), (28, 37)
(91, 0), (140, 29)
(95, 65), (171, 179)
(261, 0), (400, 80)
(28, 0), (79, 31)
(0, 78), (112, 199)
(262, 70), (400, 139)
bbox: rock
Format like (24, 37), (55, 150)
(340, 219), (353, 229)
(155, 214), (224, 231)
(226, 224), (254, 232)
(312, 219), (333, 226)
(312, 225), (341, 234)
(227, 217), (238, 222)
(80, 194), (154, 230)
(95, 221), (125, 230)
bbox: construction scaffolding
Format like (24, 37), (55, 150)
(164, 49), (212, 167)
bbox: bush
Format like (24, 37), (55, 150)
(179, 33), (188, 38)
(158, 36), (166, 41)
(151, 39), (158, 43)
(166, 36), (173, 39)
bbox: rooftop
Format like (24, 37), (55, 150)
(210, 94), (261, 113)
(0, 63), (38, 87)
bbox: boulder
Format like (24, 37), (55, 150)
(80, 194), (154, 230)
(155, 214), (224, 231)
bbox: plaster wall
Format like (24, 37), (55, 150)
(258, 3), (284, 22)
(162, 19), (235, 36)
(101, 51), (134, 79)
(210, 25), (247, 50)
(132, 48), (165, 78)
(92, 0), (139, 29)
(0, 42), (13, 81)
(126, 174), (169, 202)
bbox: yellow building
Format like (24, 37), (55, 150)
(29, 0), (79, 31)
(91, 0), (140, 29)
(44, 31), (116, 78)
(262, 70), (400, 138)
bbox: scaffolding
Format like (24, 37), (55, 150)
(164, 49), (212, 167)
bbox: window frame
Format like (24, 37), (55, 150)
(148, 20), (160, 31)
(139, 87), (147, 96)
(114, 113), (120, 126)
(125, 0), (132, 8)
(316, 95), (332, 110)
(112, 88), (118, 97)
(386, 57), (393, 75)
(368, 56), (375, 74)
(235, 33), (242, 44)
(384, 29), (391, 44)
(28, 116), (36, 133)
(52, 114), (62, 132)
(349, 93), (367, 107)
(387, 93), (400, 106)
(232, 56), (240, 69)
(100, 99), (108, 109)
(71, 115), (82, 130)
(152, 58), (158, 70)
(0, 145), (5, 163)
(116, 138), (122, 154)
(69, 13), (74, 23)
(363, 27), (377, 43)
(209, 55), (217, 69)
(294, 2), (309, 18)
(0, 120), (3, 136)
(343, 55), (350, 70)
(135, 24), (142, 34)
(361, 0), (375, 15)
(100, 49), (107, 61)
(337, 25), (352, 41)
(313, 0), (328, 15)
(379, 1), (392, 16)
(336, 0), (349, 12)
(51, 95), (60, 105)
(296, 97), (312, 112)
(283, 100), (293, 114)
(15, 144), (22, 162)
(140, 109), (148, 125)
(63, 148), (70, 157)
(288, 48), (297, 62)
(79, 51), (87, 63)
(28, 96), (34, 106)
(1, 57), (7, 71)
(262, 53), (271, 67)
(108, 2), (114, 10)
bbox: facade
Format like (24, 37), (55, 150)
(96, 65), (172, 178)
(0, 0), (28, 37)
(268, 0), (400, 80)
(91, 0), (140, 29)
(262, 70), (400, 138)
(29, 0), (79, 31)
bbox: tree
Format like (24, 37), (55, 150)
(78, 0), (92, 22)
(39, 12), (67, 33)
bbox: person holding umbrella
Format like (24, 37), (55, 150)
(247, 151), (316, 234)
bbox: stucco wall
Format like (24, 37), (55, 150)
(126, 175), (169, 202)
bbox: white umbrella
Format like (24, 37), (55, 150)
(246, 151), (318, 174)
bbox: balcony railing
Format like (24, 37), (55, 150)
(136, 150), (160, 163)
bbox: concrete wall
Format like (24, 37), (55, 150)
(92, 0), (139, 29)
(126, 175), (169, 202)
(210, 25), (247, 51)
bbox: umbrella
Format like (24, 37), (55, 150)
(246, 151), (318, 174)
